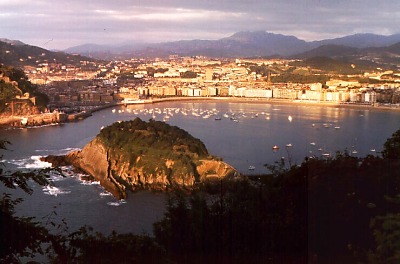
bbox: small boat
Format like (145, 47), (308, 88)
(21, 117), (28, 125)
(112, 109), (116, 113)
(352, 150), (358, 154)
(310, 142), (316, 146)
(334, 126), (341, 129)
(288, 115), (293, 122)
(272, 145), (279, 151)
(370, 149), (376, 152)
(248, 165), (255, 170)
(286, 143), (293, 148)
(214, 117), (221, 120)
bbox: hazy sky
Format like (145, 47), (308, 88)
(1, 0), (399, 50)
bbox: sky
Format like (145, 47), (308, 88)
(1, 0), (399, 50)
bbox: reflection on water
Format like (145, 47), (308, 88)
(2, 101), (400, 174)
(1, 101), (400, 234)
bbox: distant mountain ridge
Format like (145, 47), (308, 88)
(293, 41), (400, 68)
(63, 31), (400, 59)
(0, 39), (97, 68)
(0, 38), (25, 46)
(2, 31), (400, 64)
(311, 33), (400, 49)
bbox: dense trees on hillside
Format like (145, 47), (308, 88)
(99, 118), (209, 173)
(0, 65), (49, 112)
(180, 70), (197, 79)
(1, 127), (400, 263)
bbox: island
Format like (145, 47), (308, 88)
(43, 118), (238, 199)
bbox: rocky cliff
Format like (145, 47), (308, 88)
(44, 118), (238, 199)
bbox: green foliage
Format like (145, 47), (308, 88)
(144, 67), (169, 77)
(0, 65), (48, 109)
(382, 129), (400, 159)
(66, 227), (168, 264)
(369, 213), (400, 263)
(248, 64), (269, 76)
(0, 139), (63, 262)
(0, 41), (96, 68)
(180, 71), (197, 78)
(146, 67), (155, 77)
(0, 81), (17, 105)
(3, 127), (400, 263)
(153, 176), (308, 263)
(99, 118), (209, 180)
(290, 56), (367, 74)
(271, 72), (330, 83)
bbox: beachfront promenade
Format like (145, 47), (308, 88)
(2, 96), (400, 128)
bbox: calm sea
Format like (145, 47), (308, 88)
(1, 101), (400, 234)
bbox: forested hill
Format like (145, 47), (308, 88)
(0, 64), (48, 113)
(0, 39), (96, 68)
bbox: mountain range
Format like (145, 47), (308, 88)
(63, 31), (400, 60)
(1, 31), (400, 68)
(0, 38), (95, 68)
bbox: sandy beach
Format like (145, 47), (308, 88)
(150, 96), (400, 112)
(2, 97), (399, 128)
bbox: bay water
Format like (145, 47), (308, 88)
(1, 101), (400, 234)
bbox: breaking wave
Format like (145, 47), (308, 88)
(42, 185), (71, 196)
(5, 155), (52, 169)
(107, 200), (127, 207)
(80, 180), (100, 186)
(100, 191), (112, 197)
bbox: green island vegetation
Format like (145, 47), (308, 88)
(99, 118), (209, 180)
(0, 65), (48, 113)
(1, 129), (400, 263)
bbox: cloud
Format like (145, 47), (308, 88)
(94, 7), (244, 22)
(1, 0), (399, 49)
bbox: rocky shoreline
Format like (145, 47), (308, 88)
(42, 119), (239, 199)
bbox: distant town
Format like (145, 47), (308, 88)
(2, 51), (400, 128)
(22, 55), (399, 111)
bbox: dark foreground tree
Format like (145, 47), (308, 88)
(0, 140), (53, 262)
(2, 127), (400, 263)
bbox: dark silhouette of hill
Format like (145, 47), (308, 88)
(64, 31), (400, 60)
(3, 31), (400, 64)
(311, 33), (400, 48)
(293, 44), (360, 59)
(0, 40), (97, 68)
(292, 41), (400, 69)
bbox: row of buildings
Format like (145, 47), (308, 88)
(42, 78), (400, 107)
(34, 56), (400, 108)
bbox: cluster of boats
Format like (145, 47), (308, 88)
(110, 106), (378, 173)
(111, 106), (283, 123)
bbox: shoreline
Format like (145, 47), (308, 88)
(145, 97), (400, 112)
(1, 97), (399, 129)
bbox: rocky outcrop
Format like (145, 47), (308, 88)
(44, 119), (238, 199)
